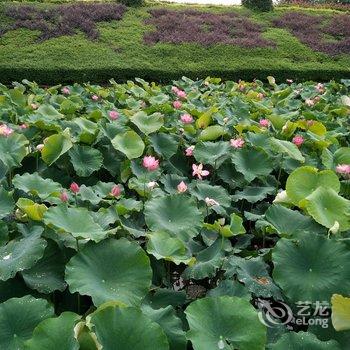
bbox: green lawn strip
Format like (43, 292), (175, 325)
(0, 2), (349, 83)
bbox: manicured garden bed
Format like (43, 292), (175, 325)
(0, 1), (349, 83)
(0, 77), (349, 348)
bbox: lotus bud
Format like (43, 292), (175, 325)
(329, 221), (340, 235)
(70, 182), (80, 194)
(147, 181), (158, 190)
(273, 190), (289, 203)
(110, 185), (122, 197)
(177, 181), (187, 193)
(60, 191), (69, 202)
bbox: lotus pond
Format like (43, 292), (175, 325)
(0, 77), (350, 349)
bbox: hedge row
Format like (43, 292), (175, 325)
(0, 3), (349, 83)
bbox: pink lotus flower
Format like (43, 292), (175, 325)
(171, 86), (179, 94)
(36, 144), (44, 151)
(292, 135), (304, 147)
(60, 191), (69, 202)
(180, 114), (193, 124)
(238, 83), (245, 92)
(230, 138), (245, 149)
(30, 103), (38, 110)
(315, 83), (325, 93)
(62, 87), (70, 95)
(259, 119), (270, 128)
(176, 90), (187, 99)
(109, 110), (119, 120)
(185, 146), (195, 157)
(336, 164), (350, 176)
(173, 100), (182, 109)
(305, 99), (315, 107)
(177, 181), (188, 193)
(205, 197), (219, 206)
(257, 93), (264, 100)
(0, 125), (13, 137)
(142, 156), (159, 171)
(91, 95), (99, 101)
(19, 124), (28, 129)
(110, 185), (121, 197)
(192, 163), (209, 180)
(286, 79), (293, 84)
(70, 182), (80, 194)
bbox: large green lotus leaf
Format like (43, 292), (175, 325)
(43, 205), (106, 242)
(141, 304), (187, 350)
(207, 280), (251, 299)
(185, 296), (266, 350)
(270, 331), (341, 350)
(0, 228), (47, 281)
(286, 166), (340, 205)
(41, 129), (73, 166)
(89, 305), (169, 349)
(193, 141), (230, 166)
(149, 93), (169, 105)
(270, 138), (305, 162)
(150, 133), (178, 159)
(0, 133), (28, 168)
(190, 182), (231, 208)
(265, 204), (325, 236)
(0, 188), (14, 218)
(21, 240), (66, 294)
(25, 312), (80, 350)
(130, 111), (164, 135)
(0, 296), (54, 350)
(331, 294), (350, 331)
(111, 130), (145, 159)
(232, 148), (273, 182)
(146, 231), (194, 265)
(65, 238), (152, 306)
(272, 233), (350, 303)
(183, 239), (224, 280)
(224, 256), (282, 299)
(144, 195), (203, 242)
(69, 145), (103, 177)
(13, 172), (62, 199)
(72, 117), (98, 144)
(17, 198), (47, 221)
(36, 103), (64, 120)
(232, 186), (275, 203)
(301, 187), (350, 231)
(198, 125), (226, 141)
(322, 147), (350, 169)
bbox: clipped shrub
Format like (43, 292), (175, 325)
(242, 0), (273, 11)
(144, 9), (274, 47)
(1, 3), (127, 41)
(117, 0), (143, 6)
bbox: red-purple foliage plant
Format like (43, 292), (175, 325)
(144, 9), (274, 48)
(273, 12), (350, 55)
(0, 3), (126, 41)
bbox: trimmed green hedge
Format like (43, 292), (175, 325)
(0, 3), (349, 83)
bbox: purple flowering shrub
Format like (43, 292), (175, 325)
(0, 3), (126, 41)
(273, 12), (350, 55)
(144, 9), (274, 48)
